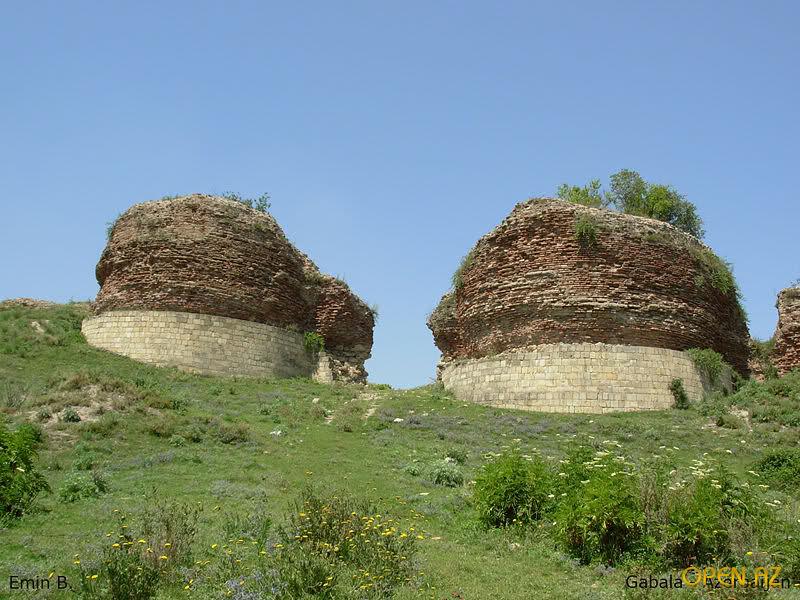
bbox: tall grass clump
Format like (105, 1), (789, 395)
(0, 421), (50, 521)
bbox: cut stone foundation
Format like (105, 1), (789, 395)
(439, 342), (709, 413)
(81, 309), (354, 382)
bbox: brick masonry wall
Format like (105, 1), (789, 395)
(429, 199), (750, 374)
(774, 287), (800, 375)
(81, 309), (323, 379)
(439, 342), (707, 413)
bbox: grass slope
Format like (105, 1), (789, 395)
(1, 303), (800, 599)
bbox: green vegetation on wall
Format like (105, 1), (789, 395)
(303, 331), (325, 354)
(221, 191), (271, 213)
(557, 169), (704, 239)
(556, 179), (605, 208)
(574, 214), (599, 248)
(451, 249), (476, 291)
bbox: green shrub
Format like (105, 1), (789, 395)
(62, 407), (81, 423)
(726, 372), (800, 427)
(670, 378), (690, 409)
(36, 407), (52, 422)
(715, 413), (745, 429)
(303, 331), (325, 354)
(0, 421), (50, 521)
(574, 214), (598, 248)
(221, 191), (271, 213)
(83, 413), (120, 437)
(554, 447), (646, 564)
(428, 460), (464, 487)
(211, 420), (250, 444)
(557, 180), (605, 207)
(146, 415), (176, 438)
(753, 448), (800, 491)
(664, 465), (766, 567)
(606, 169), (704, 238)
(686, 348), (728, 386)
(168, 434), (186, 447)
(74, 492), (199, 599)
(473, 450), (554, 527)
(58, 471), (109, 503)
(75, 543), (162, 600)
(181, 422), (205, 443)
(73, 452), (99, 470)
(558, 169), (704, 238)
(239, 488), (418, 598)
(404, 464), (421, 477)
(751, 337), (778, 380)
(445, 447), (468, 465)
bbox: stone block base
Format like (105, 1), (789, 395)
(439, 343), (707, 413)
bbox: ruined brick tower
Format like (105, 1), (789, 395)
(428, 198), (749, 413)
(83, 194), (374, 382)
(773, 286), (800, 375)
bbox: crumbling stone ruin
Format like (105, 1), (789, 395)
(773, 286), (800, 375)
(428, 198), (750, 413)
(82, 194), (374, 382)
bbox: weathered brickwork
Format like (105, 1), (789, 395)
(439, 343), (706, 413)
(429, 199), (750, 374)
(81, 309), (327, 379)
(91, 195), (373, 381)
(774, 287), (800, 375)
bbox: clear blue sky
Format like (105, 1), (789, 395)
(1, 1), (797, 388)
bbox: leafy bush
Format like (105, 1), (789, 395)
(58, 471), (109, 503)
(664, 465), (766, 567)
(558, 169), (704, 238)
(754, 448), (800, 490)
(473, 450), (554, 527)
(0, 421), (50, 521)
(670, 378), (690, 409)
(75, 543), (161, 600)
(83, 413), (120, 438)
(557, 180), (605, 207)
(74, 494), (198, 599)
(247, 488), (418, 598)
(445, 447), (468, 465)
(686, 348), (728, 386)
(606, 169), (704, 238)
(303, 331), (325, 353)
(221, 191), (271, 213)
(428, 460), (464, 487)
(554, 447), (646, 564)
(73, 452), (99, 470)
(137, 491), (200, 568)
(725, 371), (800, 427)
(715, 413), (745, 429)
(574, 214), (599, 248)
(62, 407), (81, 423)
(751, 337), (778, 380)
(211, 420), (250, 444)
(404, 464), (421, 477)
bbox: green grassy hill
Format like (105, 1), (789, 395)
(2, 302), (800, 599)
